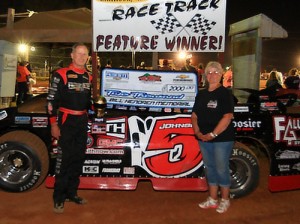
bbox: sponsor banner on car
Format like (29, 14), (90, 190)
(93, 0), (226, 52)
(101, 68), (197, 109)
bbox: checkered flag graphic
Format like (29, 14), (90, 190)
(185, 14), (216, 35)
(151, 13), (182, 34)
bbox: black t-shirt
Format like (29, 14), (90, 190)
(192, 86), (235, 142)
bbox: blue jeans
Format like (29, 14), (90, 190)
(199, 141), (234, 187)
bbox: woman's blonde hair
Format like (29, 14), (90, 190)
(205, 61), (223, 74)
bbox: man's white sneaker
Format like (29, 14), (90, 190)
(216, 198), (230, 213)
(198, 197), (218, 209)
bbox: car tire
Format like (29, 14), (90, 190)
(229, 142), (260, 198)
(0, 130), (49, 192)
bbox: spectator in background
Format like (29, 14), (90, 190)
(222, 66), (233, 88)
(181, 59), (197, 73)
(272, 68), (283, 86)
(16, 61), (31, 105)
(284, 68), (299, 89)
(25, 61), (32, 72)
(159, 59), (171, 71)
(197, 63), (205, 87)
(139, 61), (146, 69)
(266, 71), (282, 89)
(105, 59), (112, 68)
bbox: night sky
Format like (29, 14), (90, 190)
(0, 0), (300, 72)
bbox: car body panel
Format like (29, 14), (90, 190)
(1, 68), (299, 194)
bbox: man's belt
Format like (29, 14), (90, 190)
(59, 107), (87, 115)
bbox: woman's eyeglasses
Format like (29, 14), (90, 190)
(207, 71), (220, 75)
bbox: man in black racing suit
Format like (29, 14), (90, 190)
(47, 43), (92, 214)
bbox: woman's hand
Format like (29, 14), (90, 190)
(195, 132), (213, 141)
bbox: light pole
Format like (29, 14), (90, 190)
(132, 48), (136, 69)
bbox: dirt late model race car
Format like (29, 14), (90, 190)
(0, 68), (299, 199)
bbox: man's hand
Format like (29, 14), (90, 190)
(51, 123), (61, 140)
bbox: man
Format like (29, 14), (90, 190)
(159, 59), (171, 71)
(181, 59), (197, 73)
(47, 43), (92, 214)
(16, 61), (31, 105)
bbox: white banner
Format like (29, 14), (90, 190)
(100, 68), (198, 109)
(93, 0), (227, 52)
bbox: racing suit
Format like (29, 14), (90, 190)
(47, 63), (92, 204)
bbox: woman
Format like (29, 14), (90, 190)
(191, 61), (235, 213)
(266, 71), (281, 89)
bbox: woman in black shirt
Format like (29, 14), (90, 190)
(191, 61), (235, 213)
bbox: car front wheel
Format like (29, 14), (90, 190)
(0, 131), (49, 192)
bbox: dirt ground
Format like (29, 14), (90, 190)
(0, 157), (299, 224)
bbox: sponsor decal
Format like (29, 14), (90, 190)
(149, 107), (162, 112)
(292, 163), (300, 171)
(138, 73), (161, 82)
(173, 75), (193, 82)
(86, 148), (125, 155)
(106, 118), (127, 139)
(102, 168), (121, 173)
(32, 117), (48, 127)
(274, 116), (300, 146)
(97, 137), (124, 148)
(84, 160), (101, 164)
(102, 159), (122, 165)
(53, 77), (60, 83)
(94, 117), (105, 123)
(233, 118), (262, 131)
(15, 116), (31, 124)
(124, 167), (135, 175)
(83, 166), (99, 174)
(91, 123), (106, 134)
(234, 106), (249, 113)
(129, 106), (138, 111)
(105, 71), (129, 80)
(275, 150), (300, 159)
(68, 82), (91, 91)
(116, 105), (128, 110)
(278, 164), (290, 172)
(0, 110), (8, 120)
(87, 134), (94, 148)
(260, 102), (278, 111)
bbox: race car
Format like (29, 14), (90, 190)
(0, 68), (299, 199)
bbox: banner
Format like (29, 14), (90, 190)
(93, 0), (227, 52)
(100, 68), (198, 111)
